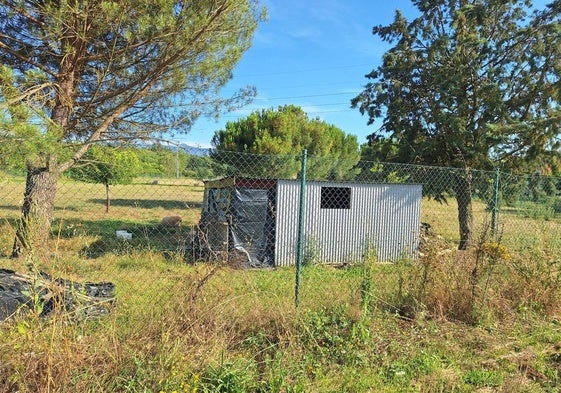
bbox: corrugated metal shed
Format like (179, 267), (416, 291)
(201, 177), (422, 267)
(275, 181), (422, 266)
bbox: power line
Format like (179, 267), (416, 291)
(234, 63), (373, 78)
(254, 80), (365, 91)
(220, 107), (355, 118)
(254, 91), (360, 101)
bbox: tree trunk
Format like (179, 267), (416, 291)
(11, 166), (59, 258)
(105, 182), (110, 213)
(454, 171), (474, 250)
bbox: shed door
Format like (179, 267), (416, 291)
(230, 188), (275, 267)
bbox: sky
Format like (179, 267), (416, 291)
(180, 0), (419, 148)
(181, 0), (551, 149)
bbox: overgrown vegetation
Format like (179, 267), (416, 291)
(1, 223), (561, 391)
(2, 174), (561, 391)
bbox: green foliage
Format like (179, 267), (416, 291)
(183, 154), (221, 180)
(211, 105), (361, 180)
(359, 263), (374, 315)
(379, 351), (447, 386)
(123, 144), (217, 179)
(132, 144), (190, 178)
(67, 145), (141, 212)
(0, 0), (263, 169)
(0, 66), (64, 173)
(353, 0), (561, 173)
(0, 0), (264, 254)
(352, 0), (561, 247)
(302, 235), (320, 267)
(198, 357), (258, 393)
(364, 161), (411, 184)
(67, 145), (141, 186)
(462, 369), (503, 388)
(299, 306), (371, 367)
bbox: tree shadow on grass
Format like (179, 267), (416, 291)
(87, 198), (202, 210)
(53, 217), (192, 258)
(0, 205), (21, 212)
(0, 216), (197, 259)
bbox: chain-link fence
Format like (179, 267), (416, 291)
(1, 148), (561, 313)
(199, 149), (561, 267)
(3, 148), (561, 391)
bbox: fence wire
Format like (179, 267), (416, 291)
(1, 148), (561, 316)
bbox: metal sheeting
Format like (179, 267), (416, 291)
(274, 181), (301, 267)
(275, 181), (422, 266)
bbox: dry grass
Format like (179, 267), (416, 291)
(1, 176), (205, 259)
(3, 259), (560, 392)
(1, 246), (561, 392)
(1, 175), (561, 391)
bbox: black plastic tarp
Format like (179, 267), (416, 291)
(202, 187), (275, 267)
(230, 188), (274, 267)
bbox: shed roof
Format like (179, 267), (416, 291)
(204, 176), (422, 189)
(203, 177), (277, 189)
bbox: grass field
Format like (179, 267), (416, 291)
(3, 174), (558, 259)
(0, 175), (205, 258)
(1, 175), (561, 392)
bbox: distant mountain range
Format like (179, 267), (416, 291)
(177, 143), (211, 156)
(134, 141), (211, 156)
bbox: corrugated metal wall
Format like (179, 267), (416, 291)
(275, 181), (422, 266)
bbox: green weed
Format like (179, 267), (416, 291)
(198, 356), (258, 393)
(462, 369), (503, 388)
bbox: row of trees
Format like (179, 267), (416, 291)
(54, 104), (361, 215)
(7, 132), (559, 217)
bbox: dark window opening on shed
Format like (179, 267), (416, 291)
(320, 187), (351, 209)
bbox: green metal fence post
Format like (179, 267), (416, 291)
(491, 168), (500, 237)
(295, 149), (307, 308)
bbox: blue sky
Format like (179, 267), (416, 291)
(181, 0), (418, 148)
(182, 0), (550, 149)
